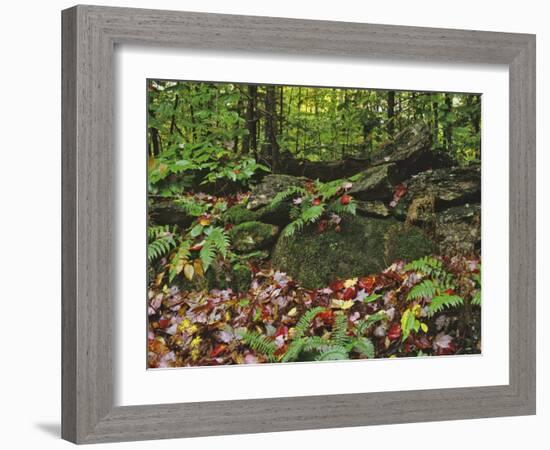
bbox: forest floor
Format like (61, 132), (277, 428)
(148, 226), (481, 368)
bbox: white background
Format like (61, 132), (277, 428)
(0, 0), (546, 449)
(116, 47), (509, 405)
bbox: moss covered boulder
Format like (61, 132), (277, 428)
(435, 203), (481, 256)
(272, 215), (436, 289)
(223, 204), (258, 224)
(248, 174), (306, 210)
(229, 221), (279, 253)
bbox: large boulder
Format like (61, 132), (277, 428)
(435, 203), (481, 256)
(369, 122), (450, 173)
(228, 221), (280, 253)
(247, 174), (306, 210)
(348, 163), (400, 201)
(148, 201), (193, 228)
(272, 215), (437, 289)
(392, 164), (481, 220)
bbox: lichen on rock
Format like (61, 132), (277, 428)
(228, 221), (280, 253)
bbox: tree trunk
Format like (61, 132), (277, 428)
(444, 94), (453, 152)
(264, 86), (280, 172)
(387, 91), (395, 136)
(243, 85), (258, 157)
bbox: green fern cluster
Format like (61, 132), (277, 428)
(239, 331), (278, 362)
(405, 256), (481, 317)
(283, 310), (375, 362)
(199, 226), (231, 271)
(147, 225), (177, 262)
(268, 179), (357, 238)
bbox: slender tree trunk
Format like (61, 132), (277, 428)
(432, 96), (439, 146)
(444, 93), (453, 152)
(387, 91), (395, 136)
(169, 94), (180, 136)
(264, 86), (280, 172)
(242, 85), (258, 157)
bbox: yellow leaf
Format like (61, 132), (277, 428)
(199, 216), (211, 226)
(331, 299), (354, 310)
(193, 259), (204, 277)
(420, 323), (428, 333)
(343, 278), (358, 288)
(155, 271), (165, 286)
(287, 307), (298, 317)
(184, 264), (195, 281)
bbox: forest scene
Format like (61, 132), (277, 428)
(147, 80), (482, 368)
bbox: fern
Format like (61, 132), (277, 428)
(352, 337), (375, 358)
(471, 290), (481, 306)
(199, 226), (231, 271)
(282, 204), (325, 237)
(331, 312), (349, 347)
(427, 294), (464, 317)
(316, 345), (349, 361)
(405, 256), (442, 274)
(294, 307), (326, 339)
(328, 198), (357, 216)
(240, 331), (277, 362)
(355, 311), (387, 335)
(407, 279), (438, 301)
(270, 185), (307, 206)
(147, 226), (176, 262)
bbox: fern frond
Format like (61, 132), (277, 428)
(270, 186), (307, 206)
(147, 232), (176, 262)
(407, 279), (438, 301)
(331, 312), (349, 347)
(240, 331), (277, 362)
(427, 294), (464, 317)
(301, 204), (325, 223)
(199, 239), (216, 272)
(207, 226), (231, 258)
(355, 311), (387, 335)
(352, 337), (375, 358)
(294, 307), (326, 339)
(405, 256), (442, 274)
(315, 345), (349, 361)
(471, 290), (481, 306)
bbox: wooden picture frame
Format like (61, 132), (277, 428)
(62, 5), (536, 444)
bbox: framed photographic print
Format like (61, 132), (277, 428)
(62, 5), (536, 444)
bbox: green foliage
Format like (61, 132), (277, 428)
(407, 280), (439, 301)
(427, 294), (464, 317)
(168, 240), (191, 282)
(239, 331), (277, 363)
(147, 225), (176, 262)
(294, 307), (326, 340)
(267, 179), (357, 238)
(281, 310), (376, 362)
(355, 311), (388, 335)
(199, 226), (231, 271)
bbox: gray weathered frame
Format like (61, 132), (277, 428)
(62, 5), (536, 444)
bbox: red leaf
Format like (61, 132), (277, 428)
(358, 276), (376, 292)
(414, 334), (432, 350)
(158, 318), (170, 329)
(316, 219), (328, 233)
(275, 325), (289, 338)
(387, 323), (402, 341)
(316, 309), (334, 324)
(190, 243), (203, 251)
(210, 344), (227, 357)
(342, 287), (357, 300)
(444, 288), (456, 295)
(329, 279), (345, 292)
(340, 194), (352, 205)
(312, 197), (322, 206)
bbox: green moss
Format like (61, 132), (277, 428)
(272, 215), (436, 289)
(223, 205), (258, 224)
(229, 221), (279, 253)
(384, 223), (437, 263)
(231, 263), (252, 292)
